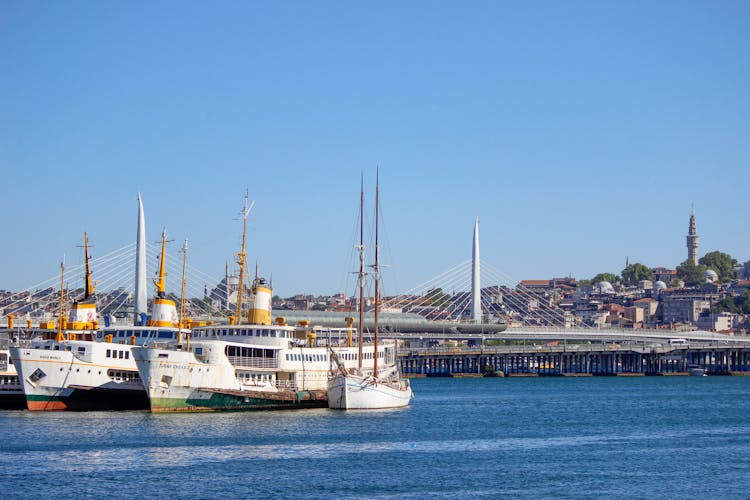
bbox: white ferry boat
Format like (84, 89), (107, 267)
(133, 278), (396, 412)
(11, 262), (187, 410)
(0, 331), (23, 409)
(0, 318), (56, 410)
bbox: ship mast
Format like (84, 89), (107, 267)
(83, 232), (95, 300)
(357, 174), (364, 370)
(373, 170), (380, 379)
(154, 228), (169, 298)
(179, 239), (188, 344)
(235, 193), (252, 323)
(56, 260), (65, 342)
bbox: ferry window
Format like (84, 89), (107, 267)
(106, 349), (110, 358)
(159, 332), (172, 339)
(125, 351), (129, 360)
(119, 351), (124, 359)
(77, 347), (86, 353)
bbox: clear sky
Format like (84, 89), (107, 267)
(2, 1), (749, 298)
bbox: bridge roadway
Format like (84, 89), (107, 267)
(376, 326), (750, 345)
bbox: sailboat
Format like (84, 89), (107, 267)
(327, 174), (413, 410)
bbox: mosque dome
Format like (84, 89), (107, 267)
(704, 269), (718, 283)
(595, 281), (615, 294)
(654, 281), (667, 291)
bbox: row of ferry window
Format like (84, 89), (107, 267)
(108, 370), (141, 382)
(193, 329), (291, 338)
(0, 376), (18, 385)
(102, 330), (176, 339)
(285, 353), (328, 362)
(237, 373), (272, 383)
(106, 349), (130, 360)
(336, 351), (385, 361)
(225, 346), (275, 358)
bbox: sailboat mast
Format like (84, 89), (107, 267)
(357, 175), (364, 370)
(235, 193), (249, 323)
(373, 171), (380, 378)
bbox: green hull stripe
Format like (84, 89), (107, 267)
(150, 392), (327, 412)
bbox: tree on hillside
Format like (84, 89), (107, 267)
(711, 290), (750, 314)
(699, 251), (738, 283)
(621, 263), (654, 286)
(676, 260), (708, 287)
(425, 288), (450, 308)
(592, 273), (619, 285)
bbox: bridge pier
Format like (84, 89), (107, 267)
(399, 346), (750, 377)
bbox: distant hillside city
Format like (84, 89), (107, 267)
(2, 211), (749, 334)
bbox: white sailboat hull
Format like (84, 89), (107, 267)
(328, 373), (412, 410)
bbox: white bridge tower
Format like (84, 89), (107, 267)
(471, 217), (481, 322)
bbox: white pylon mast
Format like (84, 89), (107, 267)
(134, 193), (148, 325)
(470, 217), (481, 322)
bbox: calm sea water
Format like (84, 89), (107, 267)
(2, 377), (750, 499)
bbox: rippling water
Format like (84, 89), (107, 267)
(2, 377), (750, 498)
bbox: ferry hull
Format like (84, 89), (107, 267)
(0, 393), (26, 410)
(328, 374), (412, 410)
(149, 390), (327, 413)
(25, 388), (148, 412)
(10, 343), (149, 412)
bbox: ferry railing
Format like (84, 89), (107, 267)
(228, 356), (278, 369)
(275, 380), (298, 391)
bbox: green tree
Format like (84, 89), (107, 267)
(699, 251), (738, 283)
(676, 260), (708, 287)
(621, 263), (654, 286)
(592, 273), (618, 285)
(425, 288), (450, 308)
(711, 290), (750, 314)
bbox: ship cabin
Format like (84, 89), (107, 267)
(96, 327), (183, 345)
(191, 325), (297, 341)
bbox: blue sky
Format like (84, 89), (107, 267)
(2, 1), (749, 297)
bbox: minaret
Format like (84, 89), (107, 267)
(687, 208), (699, 265)
(471, 217), (481, 322)
(134, 193), (148, 325)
